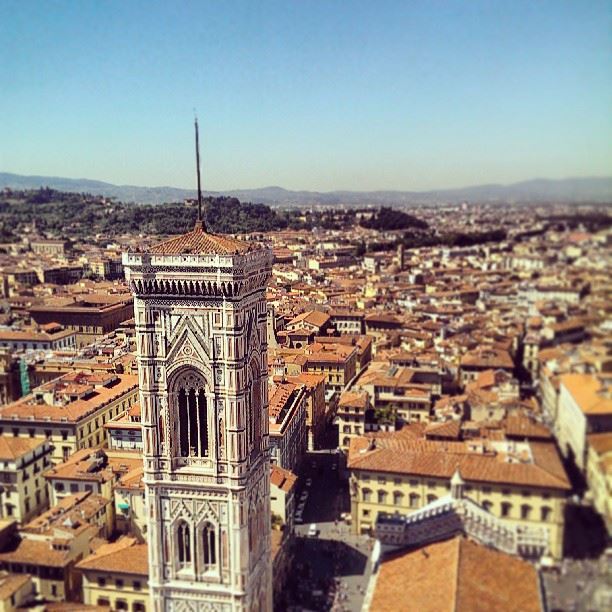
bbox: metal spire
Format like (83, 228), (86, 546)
(194, 114), (205, 230)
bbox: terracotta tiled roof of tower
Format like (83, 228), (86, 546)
(149, 221), (258, 255)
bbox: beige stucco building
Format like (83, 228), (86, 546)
(348, 428), (570, 559)
(0, 437), (52, 523)
(0, 372), (138, 464)
(77, 537), (149, 611)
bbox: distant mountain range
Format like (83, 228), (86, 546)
(1, 172), (611, 206)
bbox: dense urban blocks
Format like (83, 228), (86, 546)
(0, 195), (608, 611)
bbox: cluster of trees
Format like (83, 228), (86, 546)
(96, 198), (289, 235)
(275, 206), (430, 232)
(544, 213), (611, 233)
(3, 189), (571, 253)
(360, 206), (429, 231)
(0, 191), (440, 241)
(0, 189), (290, 240)
(400, 228), (507, 250)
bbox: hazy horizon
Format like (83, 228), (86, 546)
(2, 169), (611, 195)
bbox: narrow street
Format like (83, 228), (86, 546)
(284, 451), (375, 612)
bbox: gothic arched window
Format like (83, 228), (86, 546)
(202, 522), (216, 568)
(173, 370), (208, 458)
(246, 382), (254, 447)
(177, 521), (191, 566)
(247, 359), (261, 451)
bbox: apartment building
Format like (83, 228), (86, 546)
(556, 373), (612, 471)
(28, 294), (133, 347)
(355, 363), (435, 425)
(285, 372), (326, 451)
(0, 372), (138, 463)
(0, 352), (21, 407)
(0, 491), (113, 601)
(43, 448), (142, 507)
(268, 381), (307, 473)
(113, 465), (146, 540)
(103, 402), (143, 451)
(304, 342), (358, 393)
(348, 428), (570, 558)
(586, 432), (612, 534)
(77, 537), (149, 611)
(0, 324), (76, 353)
(337, 390), (368, 452)
(0, 437), (52, 523)
(460, 347), (515, 385)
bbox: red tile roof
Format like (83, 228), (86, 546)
(348, 432), (570, 490)
(270, 464), (297, 492)
(149, 223), (257, 255)
(76, 536), (148, 576)
(370, 536), (541, 612)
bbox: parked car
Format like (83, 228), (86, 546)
(308, 523), (318, 537)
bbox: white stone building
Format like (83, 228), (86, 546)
(123, 220), (273, 611)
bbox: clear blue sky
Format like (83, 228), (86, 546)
(1, 0), (610, 191)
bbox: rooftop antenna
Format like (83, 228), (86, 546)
(194, 112), (205, 230)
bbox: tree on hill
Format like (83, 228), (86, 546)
(0, 189), (289, 239)
(360, 206), (428, 231)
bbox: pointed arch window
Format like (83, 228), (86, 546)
(177, 521), (191, 567)
(247, 359), (262, 452)
(202, 522), (216, 568)
(173, 370), (208, 458)
(246, 381), (254, 447)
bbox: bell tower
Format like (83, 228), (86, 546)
(122, 121), (273, 611)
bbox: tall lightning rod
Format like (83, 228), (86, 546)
(194, 115), (204, 227)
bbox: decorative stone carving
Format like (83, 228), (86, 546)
(123, 231), (273, 611)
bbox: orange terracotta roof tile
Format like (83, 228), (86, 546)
(148, 223), (256, 255)
(76, 536), (148, 576)
(370, 536), (541, 612)
(0, 437), (47, 460)
(425, 420), (462, 439)
(461, 348), (514, 370)
(0, 373), (138, 424)
(0, 538), (71, 568)
(0, 572), (31, 600)
(561, 373), (612, 416)
(270, 464), (297, 492)
(587, 432), (612, 455)
(348, 432), (570, 490)
(504, 415), (552, 440)
(287, 310), (330, 328)
(268, 382), (298, 421)
(43, 449), (142, 484)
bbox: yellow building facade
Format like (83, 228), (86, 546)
(0, 373), (138, 464)
(77, 537), (149, 611)
(348, 433), (570, 559)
